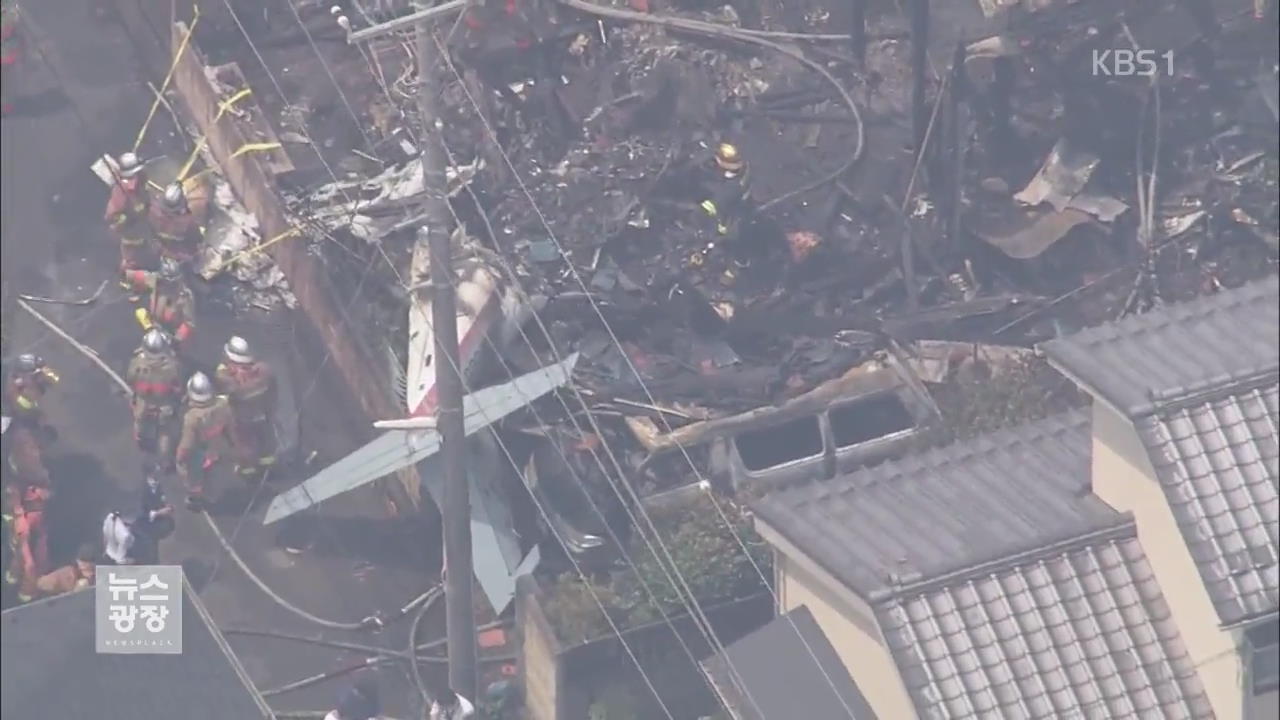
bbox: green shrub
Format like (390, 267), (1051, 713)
(543, 497), (771, 644)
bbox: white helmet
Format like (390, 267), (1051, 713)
(162, 182), (186, 209)
(118, 152), (144, 178)
(187, 372), (214, 403)
(142, 329), (171, 353)
(14, 353), (43, 373)
(224, 336), (253, 364)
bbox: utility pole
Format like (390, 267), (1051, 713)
(414, 7), (478, 703)
(909, 0), (930, 153)
(340, 2), (478, 701)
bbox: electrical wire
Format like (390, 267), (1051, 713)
(428, 23), (865, 718)
(263, 7), (764, 715)
(283, 0), (380, 158)
(280, 47), (692, 720)
(215, 16), (679, 717)
(328, 23), (745, 715)
(423, 33), (768, 717)
(202, 506), (438, 631)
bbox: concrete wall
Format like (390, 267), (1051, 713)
(1090, 402), (1245, 720)
(759, 522), (918, 720)
(516, 576), (564, 720)
(167, 22), (420, 511)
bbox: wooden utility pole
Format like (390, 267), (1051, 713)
(909, 0), (930, 152)
(344, 1), (477, 701)
(413, 6), (478, 703)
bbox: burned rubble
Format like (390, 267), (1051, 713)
(200, 0), (1276, 595)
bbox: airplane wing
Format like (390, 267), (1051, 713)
(263, 353), (579, 526)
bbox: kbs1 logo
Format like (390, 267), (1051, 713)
(1091, 49), (1175, 77)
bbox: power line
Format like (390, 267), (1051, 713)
(332, 28), (742, 712)
(429, 26), (864, 718)
(362, 29), (767, 714)
(273, 7), (794, 715)
(290, 15), (740, 712)
(261, 7), (690, 713)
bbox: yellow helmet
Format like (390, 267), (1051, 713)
(715, 142), (744, 172)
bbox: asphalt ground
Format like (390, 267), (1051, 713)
(1, 1), (445, 715)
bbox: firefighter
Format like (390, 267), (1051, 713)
(125, 258), (196, 349)
(4, 353), (59, 430)
(215, 336), (278, 481)
(104, 152), (154, 279)
(696, 142), (757, 265)
(3, 482), (48, 603)
(149, 183), (202, 265)
(3, 484), (32, 602)
(33, 544), (96, 599)
(3, 354), (58, 489)
(126, 329), (183, 466)
(175, 372), (233, 511)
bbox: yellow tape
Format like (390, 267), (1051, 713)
(177, 88), (255, 181)
(230, 142), (282, 160)
(207, 228), (300, 276)
(133, 8), (200, 154)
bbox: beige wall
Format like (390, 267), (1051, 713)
(758, 522), (918, 720)
(1091, 403), (1245, 720)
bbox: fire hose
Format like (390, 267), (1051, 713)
(16, 297), (439, 633)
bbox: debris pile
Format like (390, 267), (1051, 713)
(224, 0), (1277, 490)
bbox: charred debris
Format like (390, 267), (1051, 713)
(202, 0), (1278, 501)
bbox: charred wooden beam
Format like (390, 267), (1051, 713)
(946, 43), (967, 251)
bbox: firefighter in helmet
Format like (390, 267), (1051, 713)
(3, 353), (59, 434)
(175, 372), (234, 511)
(125, 257), (196, 349)
(126, 329), (183, 466)
(215, 336), (278, 481)
(105, 151), (154, 279)
(149, 182), (202, 265)
(699, 143), (752, 232)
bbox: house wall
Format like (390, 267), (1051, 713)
(516, 577), (564, 720)
(759, 522), (918, 720)
(1091, 403), (1245, 720)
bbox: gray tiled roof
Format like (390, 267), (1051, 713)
(878, 524), (1215, 720)
(1, 582), (273, 720)
(701, 605), (878, 720)
(1041, 276), (1279, 417)
(1138, 381), (1280, 626)
(752, 410), (1121, 596)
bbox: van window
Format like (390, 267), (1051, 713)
(736, 415), (823, 471)
(830, 393), (914, 448)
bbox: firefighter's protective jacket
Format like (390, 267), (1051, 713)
(215, 361), (277, 423)
(125, 270), (196, 343)
(105, 179), (150, 240)
(148, 204), (201, 261)
(127, 350), (182, 406)
(3, 369), (58, 424)
(175, 397), (233, 468)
